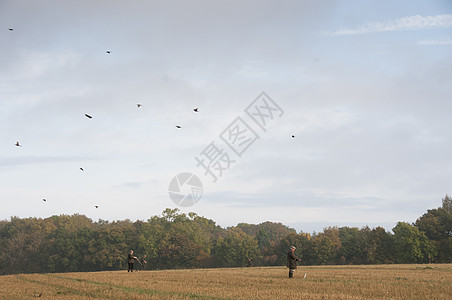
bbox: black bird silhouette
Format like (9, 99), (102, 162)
(137, 103), (142, 108)
(85, 114), (92, 119)
(106, 50), (111, 54)
(80, 167), (84, 171)
(176, 125), (182, 129)
(95, 205), (99, 209)
(8, 28), (13, 31)
(291, 135), (295, 138)
(42, 199), (46, 202)
(193, 108), (199, 112)
(15, 141), (21, 147)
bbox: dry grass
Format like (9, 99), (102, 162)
(0, 264), (450, 299)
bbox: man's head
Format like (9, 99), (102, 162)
(290, 246), (296, 252)
(130, 250), (134, 254)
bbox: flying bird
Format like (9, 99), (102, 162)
(42, 199), (46, 202)
(193, 108), (199, 112)
(8, 28), (14, 31)
(176, 125), (182, 129)
(80, 167), (84, 171)
(291, 135), (295, 138)
(15, 141), (21, 147)
(85, 114), (92, 119)
(95, 205), (99, 209)
(106, 50), (111, 54)
(137, 103), (142, 108)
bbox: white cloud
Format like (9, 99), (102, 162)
(417, 37), (452, 46)
(331, 14), (452, 36)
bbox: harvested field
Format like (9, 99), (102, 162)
(0, 264), (450, 299)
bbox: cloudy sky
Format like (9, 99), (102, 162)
(1, 0), (451, 233)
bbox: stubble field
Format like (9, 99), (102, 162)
(0, 264), (450, 299)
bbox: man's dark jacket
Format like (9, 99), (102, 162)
(287, 250), (298, 269)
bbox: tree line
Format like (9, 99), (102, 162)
(0, 196), (451, 275)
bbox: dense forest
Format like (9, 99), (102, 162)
(0, 196), (451, 275)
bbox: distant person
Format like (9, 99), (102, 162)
(140, 255), (147, 270)
(128, 250), (137, 272)
(247, 257), (253, 267)
(287, 246), (300, 278)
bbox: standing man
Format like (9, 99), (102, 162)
(140, 255), (147, 271)
(247, 257), (253, 267)
(287, 246), (300, 278)
(128, 250), (137, 272)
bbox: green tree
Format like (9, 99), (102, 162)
(338, 227), (363, 264)
(157, 233), (204, 268)
(415, 195), (452, 263)
(442, 194), (452, 214)
(238, 221), (296, 265)
(311, 227), (341, 265)
(370, 227), (395, 264)
(213, 227), (261, 267)
(438, 237), (452, 262)
(392, 222), (425, 263)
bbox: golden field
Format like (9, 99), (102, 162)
(0, 264), (450, 299)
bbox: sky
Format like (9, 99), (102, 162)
(1, 0), (451, 233)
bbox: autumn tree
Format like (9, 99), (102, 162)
(237, 221), (295, 265)
(213, 227), (261, 267)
